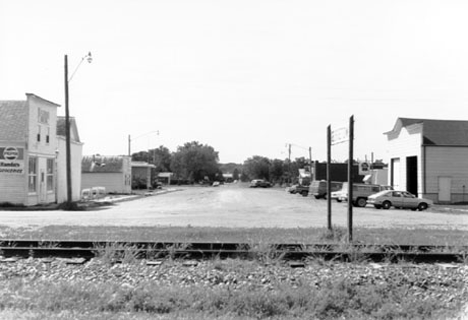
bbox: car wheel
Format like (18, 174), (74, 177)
(356, 198), (367, 207)
(418, 203), (428, 211)
(314, 195), (320, 199)
(337, 199), (342, 203)
(301, 191), (308, 197)
(382, 201), (391, 210)
(374, 205), (382, 209)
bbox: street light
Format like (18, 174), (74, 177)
(128, 130), (159, 157)
(64, 52), (92, 205)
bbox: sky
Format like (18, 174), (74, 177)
(2, 0), (468, 164)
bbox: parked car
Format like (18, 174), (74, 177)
(250, 179), (272, 188)
(367, 190), (433, 211)
(309, 180), (343, 199)
(331, 189), (347, 202)
(286, 184), (299, 194)
(338, 183), (393, 207)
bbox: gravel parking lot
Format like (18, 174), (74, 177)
(0, 183), (467, 230)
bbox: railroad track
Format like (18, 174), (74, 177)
(0, 240), (465, 263)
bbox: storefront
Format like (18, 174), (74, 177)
(0, 93), (82, 206)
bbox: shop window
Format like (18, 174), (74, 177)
(46, 158), (54, 191)
(28, 157), (37, 192)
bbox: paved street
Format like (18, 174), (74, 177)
(0, 183), (466, 230)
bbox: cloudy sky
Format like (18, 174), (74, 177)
(2, 0), (468, 163)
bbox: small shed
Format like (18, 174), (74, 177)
(81, 155), (132, 194)
(131, 161), (155, 189)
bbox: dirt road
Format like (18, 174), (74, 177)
(0, 184), (466, 230)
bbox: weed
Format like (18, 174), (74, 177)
(93, 242), (140, 264)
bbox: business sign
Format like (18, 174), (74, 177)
(331, 127), (349, 145)
(0, 147), (24, 174)
(359, 162), (370, 175)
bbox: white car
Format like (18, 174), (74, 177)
(367, 190), (433, 211)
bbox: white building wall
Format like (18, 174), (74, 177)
(425, 146), (468, 203)
(57, 137), (83, 203)
(385, 124), (423, 193)
(25, 95), (58, 205)
(82, 173), (131, 194)
(0, 142), (27, 205)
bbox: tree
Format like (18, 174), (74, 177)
(232, 168), (240, 181)
(170, 141), (220, 182)
(243, 156), (271, 181)
(149, 146), (172, 172)
(269, 159), (284, 184)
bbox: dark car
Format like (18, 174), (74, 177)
(309, 180), (343, 199)
(250, 179), (272, 188)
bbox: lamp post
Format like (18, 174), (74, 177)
(128, 130), (159, 157)
(64, 52), (92, 205)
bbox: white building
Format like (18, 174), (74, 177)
(0, 93), (83, 206)
(385, 118), (468, 204)
(81, 155), (132, 194)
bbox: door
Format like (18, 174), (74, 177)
(438, 177), (452, 202)
(406, 156), (418, 196)
(40, 170), (47, 203)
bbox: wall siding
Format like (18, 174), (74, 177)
(0, 174), (26, 204)
(425, 146), (468, 202)
(386, 125), (423, 193)
(82, 173), (130, 194)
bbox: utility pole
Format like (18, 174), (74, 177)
(347, 115), (354, 242)
(327, 125), (332, 230)
(288, 143), (291, 184)
(64, 55), (72, 205)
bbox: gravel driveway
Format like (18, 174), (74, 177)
(0, 184), (466, 230)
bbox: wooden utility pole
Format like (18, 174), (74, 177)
(347, 115), (354, 242)
(288, 143), (291, 184)
(64, 55), (72, 204)
(327, 125), (332, 230)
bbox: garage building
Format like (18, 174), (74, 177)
(385, 117), (468, 204)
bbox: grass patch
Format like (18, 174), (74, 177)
(0, 225), (466, 246)
(0, 267), (464, 320)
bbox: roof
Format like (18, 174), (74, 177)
(57, 117), (81, 142)
(131, 161), (156, 168)
(82, 155), (129, 173)
(26, 93), (60, 107)
(0, 100), (28, 141)
(386, 118), (468, 146)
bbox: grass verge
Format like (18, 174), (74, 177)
(0, 225), (466, 246)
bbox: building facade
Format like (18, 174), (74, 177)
(81, 155), (132, 194)
(0, 93), (82, 206)
(131, 161), (155, 189)
(385, 118), (468, 203)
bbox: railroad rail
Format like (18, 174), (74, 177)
(0, 240), (466, 263)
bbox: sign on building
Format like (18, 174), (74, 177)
(0, 146), (25, 174)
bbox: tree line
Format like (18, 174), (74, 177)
(132, 141), (311, 186)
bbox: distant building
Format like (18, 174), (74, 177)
(385, 117), (468, 203)
(81, 155), (132, 194)
(0, 93), (83, 205)
(131, 161), (155, 189)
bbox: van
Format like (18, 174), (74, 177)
(338, 183), (393, 207)
(309, 180), (343, 199)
